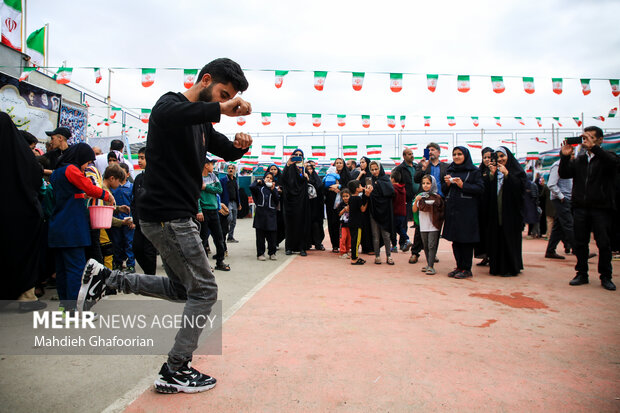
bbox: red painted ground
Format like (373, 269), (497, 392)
(126, 237), (620, 412)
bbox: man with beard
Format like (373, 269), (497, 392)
(77, 58), (252, 393)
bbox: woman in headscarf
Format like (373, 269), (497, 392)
(0, 112), (47, 311)
(442, 146), (485, 279)
(323, 157), (351, 252)
(486, 146), (527, 276)
(357, 156), (374, 255)
(265, 164), (285, 246)
(305, 161), (325, 250)
(367, 160), (395, 264)
(281, 148), (310, 256)
(474, 147), (494, 266)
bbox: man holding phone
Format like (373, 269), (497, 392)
(415, 142), (448, 197)
(559, 126), (619, 291)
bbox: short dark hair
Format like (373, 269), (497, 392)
(138, 147), (146, 155)
(103, 163), (125, 180)
(347, 180), (362, 193)
(107, 152), (117, 162)
(427, 142), (440, 152)
(20, 130), (38, 145)
(584, 126), (603, 139)
(110, 139), (124, 151)
(119, 163), (130, 175)
(390, 169), (401, 182)
(341, 188), (351, 196)
(197, 58), (248, 93)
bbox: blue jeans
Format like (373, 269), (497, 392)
(106, 218), (218, 371)
(109, 225), (135, 267)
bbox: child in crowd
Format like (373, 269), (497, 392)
(109, 163), (135, 272)
(412, 175), (445, 275)
(346, 180), (371, 265)
(337, 189), (351, 258)
(368, 161), (395, 265)
(390, 169), (410, 252)
(198, 158), (229, 271)
(250, 172), (280, 260)
(322, 166), (340, 189)
(131, 147), (158, 275)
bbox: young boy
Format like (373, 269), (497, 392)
(132, 147), (158, 274)
(346, 180), (371, 265)
(250, 172), (280, 260)
(109, 163), (135, 272)
(390, 170), (411, 252)
(337, 189), (352, 258)
(198, 158), (230, 271)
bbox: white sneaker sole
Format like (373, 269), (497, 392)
(76, 259), (104, 312)
(154, 379), (216, 394)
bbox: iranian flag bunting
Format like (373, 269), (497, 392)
(141, 68), (156, 87)
(390, 157), (401, 165)
(245, 146), (252, 156)
(447, 116), (456, 127)
(526, 152), (539, 160)
(515, 117), (525, 126)
(261, 145), (276, 156)
(343, 145), (357, 157)
(337, 114), (346, 127)
(523, 77), (535, 94)
(573, 117), (582, 127)
(390, 73), (403, 92)
(55, 67), (73, 84)
(312, 145), (326, 157)
(424, 116), (430, 127)
(427, 74), (438, 92)
(140, 109), (151, 123)
(594, 116), (605, 121)
(94, 67), (102, 84)
(404, 143), (417, 150)
(1, 0), (22, 51)
(275, 70), (288, 88)
(439, 143), (449, 151)
(18, 66), (35, 81)
(609, 107), (617, 118)
(366, 144), (382, 156)
(467, 142), (482, 149)
(610, 79), (620, 97)
(283, 146), (296, 156)
(261, 112), (271, 126)
(313, 71), (327, 91)
(110, 107), (121, 119)
(535, 137), (548, 144)
(494, 117), (502, 127)
(287, 113), (296, 126)
(270, 157), (283, 166)
(352, 72), (364, 91)
(472, 116), (480, 127)
(501, 139), (516, 146)
(387, 115), (396, 128)
(183, 69), (197, 89)
(536, 117), (542, 127)
(26, 26), (45, 66)
(457, 75), (470, 93)
(240, 156), (259, 165)
(400, 115), (406, 128)
(580, 78), (591, 95)
(361, 115), (370, 128)
(237, 117), (246, 126)
(491, 76), (505, 93)
(552, 78), (563, 94)
(312, 114), (322, 127)
(553, 117), (563, 127)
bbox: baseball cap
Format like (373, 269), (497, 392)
(45, 126), (72, 139)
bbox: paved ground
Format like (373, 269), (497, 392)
(1, 220), (619, 412)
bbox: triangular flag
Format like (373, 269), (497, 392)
(183, 69), (197, 89)
(457, 75), (470, 93)
(471, 116), (480, 127)
(237, 117), (246, 126)
(447, 116), (456, 127)
(387, 115), (396, 128)
(312, 145), (326, 157)
(467, 142), (482, 149)
(572, 117), (582, 127)
(55, 67), (73, 84)
(352, 72), (364, 91)
(523, 77), (535, 94)
(390, 73), (403, 92)
(400, 115), (406, 129)
(491, 76), (505, 93)
(424, 116), (430, 127)
(536, 117), (542, 127)
(337, 114), (346, 127)
(515, 116), (525, 126)
(312, 114), (322, 127)
(94, 67), (102, 84)
(609, 107), (617, 118)
(552, 78), (563, 94)
(18, 66), (35, 81)
(1, 0), (22, 51)
(283, 146), (296, 156)
(535, 137), (548, 144)
(110, 107), (121, 119)
(494, 116), (502, 127)
(610, 79), (620, 97)
(26, 26), (45, 66)
(580, 78), (591, 96)
(287, 113), (297, 127)
(313, 71), (327, 91)
(274, 70), (288, 88)
(553, 117), (563, 127)
(427, 74), (438, 92)
(343, 145), (357, 157)
(261, 145), (276, 156)
(141, 68), (156, 87)
(594, 116), (605, 122)
(361, 115), (370, 128)
(366, 144), (382, 155)
(97, 118), (110, 126)
(390, 157), (402, 164)
(261, 112), (271, 126)
(140, 109), (151, 123)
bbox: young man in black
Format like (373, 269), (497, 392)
(131, 147), (158, 275)
(78, 58), (253, 393)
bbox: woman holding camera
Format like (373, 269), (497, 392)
(281, 149), (310, 256)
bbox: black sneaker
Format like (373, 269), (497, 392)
(154, 361), (217, 394)
(77, 259), (112, 312)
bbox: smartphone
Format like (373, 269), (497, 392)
(564, 136), (583, 145)
(365, 177), (372, 186)
(291, 156), (303, 163)
(423, 148), (430, 160)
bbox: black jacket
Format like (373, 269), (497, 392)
(138, 92), (247, 222)
(559, 145), (619, 210)
(414, 161), (449, 187)
(392, 161), (417, 203)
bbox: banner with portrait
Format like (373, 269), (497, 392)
(59, 100), (88, 145)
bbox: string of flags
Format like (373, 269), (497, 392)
(14, 65), (620, 97)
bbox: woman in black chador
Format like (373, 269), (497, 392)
(281, 149), (310, 256)
(356, 156), (374, 255)
(474, 147), (494, 266)
(305, 162), (325, 250)
(265, 164), (285, 246)
(486, 146), (527, 276)
(323, 157), (351, 252)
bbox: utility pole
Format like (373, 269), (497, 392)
(107, 68), (113, 136)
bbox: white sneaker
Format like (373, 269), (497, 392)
(257, 255), (266, 261)
(269, 254), (277, 261)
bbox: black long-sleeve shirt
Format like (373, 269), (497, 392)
(138, 92), (247, 222)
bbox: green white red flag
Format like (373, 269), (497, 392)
(501, 139), (516, 146)
(312, 114), (322, 127)
(491, 76), (505, 93)
(467, 142), (482, 149)
(361, 115), (370, 128)
(390, 157), (401, 164)
(237, 117), (246, 126)
(261, 145), (276, 156)
(183, 69), (197, 89)
(366, 144), (381, 156)
(609, 107), (617, 118)
(337, 114), (346, 127)
(261, 112), (271, 126)
(438, 143), (449, 151)
(283, 146), (296, 156)
(536, 117), (542, 127)
(387, 116), (396, 128)
(472, 116), (479, 127)
(1, 0), (22, 51)
(55, 67), (73, 84)
(494, 117), (502, 127)
(270, 157), (283, 166)
(526, 152), (539, 160)
(553, 117), (563, 127)
(427, 74), (438, 92)
(580, 78), (591, 95)
(610, 79), (620, 97)
(404, 143), (417, 150)
(424, 116), (430, 127)
(26, 26), (45, 66)
(523, 77), (535, 94)
(275, 70), (288, 88)
(400, 115), (406, 129)
(313, 71), (327, 91)
(140, 109), (151, 123)
(18, 66), (35, 81)
(96, 118), (110, 126)
(343, 145), (357, 157)
(535, 137), (548, 144)
(593, 116), (605, 121)
(352, 72), (364, 91)
(447, 116), (456, 127)
(110, 106), (121, 119)
(457, 75), (470, 93)
(94, 68), (102, 84)
(245, 146), (252, 156)
(287, 113), (296, 126)
(515, 117), (525, 126)
(240, 156), (259, 165)
(312, 145), (326, 157)
(390, 73), (403, 92)
(573, 117), (582, 127)
(552, 78), (563, 94)
(141, 68), (156, 87)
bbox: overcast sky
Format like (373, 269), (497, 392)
(27, 0), (620, 159)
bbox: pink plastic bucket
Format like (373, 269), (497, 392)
(89, 205), (114, 229)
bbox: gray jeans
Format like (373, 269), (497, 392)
(370, 216), (391, 258)
(227, 201), (238, 239)
(106, 218), (218, 371)
(420, 231), (440, 268)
